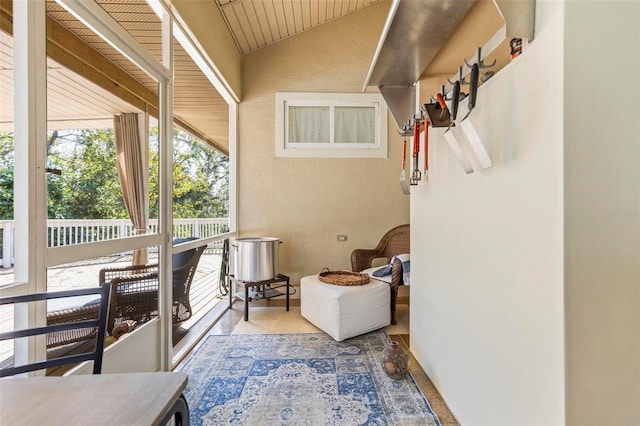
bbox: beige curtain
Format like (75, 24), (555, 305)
(113, 113), (149, 265)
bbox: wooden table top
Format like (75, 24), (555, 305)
(0, 371), (188, 426)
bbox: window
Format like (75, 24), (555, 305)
(275, 92), (388, 158)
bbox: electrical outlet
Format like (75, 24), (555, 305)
(337, 235), (348, 242)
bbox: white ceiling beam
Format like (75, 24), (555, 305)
(56, 0), (170, 81)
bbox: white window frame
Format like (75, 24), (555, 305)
(5, 0), (239, 374)
(275, 92), (388, 158)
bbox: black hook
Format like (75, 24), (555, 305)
(448, 66), (470, 86)
(464, 47), (496, 70)
(440, 85), (453, 101)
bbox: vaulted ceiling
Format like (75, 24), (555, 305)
(214, 0), (381, 54)
(0, 0), (387, 155)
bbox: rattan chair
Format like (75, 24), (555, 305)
(45, 240), (205, 346)
(46, 303), (105, 348)
(99, 239), (206, 333)
(44, 268), (155, 349)
(350, 224), (410, 325)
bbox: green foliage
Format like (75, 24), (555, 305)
(0, 127), (229, 221)
(47, 129), (126, 219)
(171, 129), (229, 219)
(0, 133), (14, 220)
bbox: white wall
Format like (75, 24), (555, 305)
(410, 2), (566, 424)
(564, 1), (640, 424)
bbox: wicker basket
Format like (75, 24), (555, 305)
(318, 269), (370, 286)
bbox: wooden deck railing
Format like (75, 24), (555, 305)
(0, 218), (229, 268)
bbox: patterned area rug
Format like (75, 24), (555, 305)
(178, 331), (440, 425)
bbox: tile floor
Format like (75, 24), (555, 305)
(192, 301), (458, 425)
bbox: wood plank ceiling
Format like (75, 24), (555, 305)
(1, 0), (229, 154)
(2, 0), (382, 152)
(216, 0), (381, 54)
(49, 0), (230, 153)
(0, 31), (140, 132)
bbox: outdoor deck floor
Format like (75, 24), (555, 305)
(0, 250), (225, 364)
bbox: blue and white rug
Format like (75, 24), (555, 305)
(178, 332), (440, 425)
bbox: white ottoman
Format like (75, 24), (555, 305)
(301, 274), (390, 341)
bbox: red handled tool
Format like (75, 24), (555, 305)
(410, 119), (421, 185)
(423, 120), (429, 181)
(399, 139), (410, 194)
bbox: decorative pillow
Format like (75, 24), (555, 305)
(361, 267), (393, 284)
(372, 264), (393, 277)
(362, 253), (410, 286)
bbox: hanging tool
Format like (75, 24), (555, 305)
(444, 80), (460, 136)
(440, 82), (473, 174)
(399, 139), (410, 195)
(423, 89), (451, 128)
(423, 120), (429, 181)
(410, 119), (421, 185)
(460, 63), (492, 168)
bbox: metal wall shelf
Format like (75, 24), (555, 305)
(363, 0), (535, 129)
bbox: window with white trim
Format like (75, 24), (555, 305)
(275, 92), (388, 158)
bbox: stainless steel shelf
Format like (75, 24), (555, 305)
(363, 0), (536, 129)
(363, 0), (475, 90)
(363, 0), (475, 127)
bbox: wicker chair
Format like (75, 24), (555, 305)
(45, 240), (206, 348)
(350, 224), (410, 325)
(46, 303), (105, 349)
(99, 240), (206, 333)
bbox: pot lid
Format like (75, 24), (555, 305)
(235, 237), (280, 242)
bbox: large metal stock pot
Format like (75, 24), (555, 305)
(232, 237), (281, 282)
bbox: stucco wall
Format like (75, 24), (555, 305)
(411, 2), (566, 424)
(238, 1), (409, 283)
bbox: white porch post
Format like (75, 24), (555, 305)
(13, 0), (49, 369)
(229, 101), (238, 234)
(159, 6), (174, 371)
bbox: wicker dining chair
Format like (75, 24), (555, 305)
(350, 224), (410, 325)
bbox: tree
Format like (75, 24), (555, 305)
(149, 128), (229, 219)
(0, 133), (14, 220)
(171, 129), (229, 218)
(47, 129), (126, 219)
(1, 127), (229, 221)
